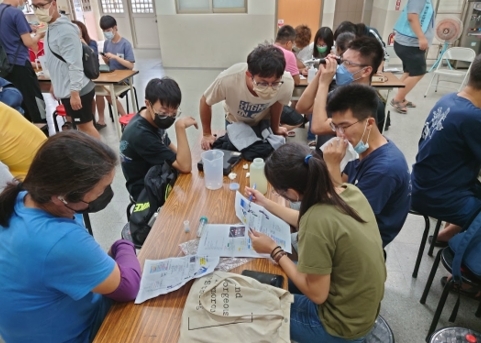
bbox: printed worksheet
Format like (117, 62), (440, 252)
(196, 192), (291, 258)
(135, 255), (219, 304)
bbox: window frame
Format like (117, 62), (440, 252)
(175, 0), (247, 14)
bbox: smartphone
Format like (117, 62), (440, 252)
(100, 52), (106, 56)
(241, 270), (284, 288)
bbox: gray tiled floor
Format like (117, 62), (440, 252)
(4, 53), (480, 343)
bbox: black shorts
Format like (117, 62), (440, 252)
(61, 89), (95, 124)
(393, 41), (427, 76)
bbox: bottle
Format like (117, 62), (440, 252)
(249, 158), (268, 195)
(307, 66), (317, 84)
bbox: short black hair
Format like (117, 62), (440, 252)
(313, 27), (334, 58)
(276, 25), (296, 44)
(145, 77), (181, 109)
(333, 21), (357, 40)
(468, 54), (481, 90)
(326, 84), (378, 121)
(336, 32), (356, 55)
(100, 15), (117, 30)
(347, 37), (383, 78)
(247, 44), (286, 79)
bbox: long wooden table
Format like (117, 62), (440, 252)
(37, 69), (139, 138)
(93, 153), (287, 342)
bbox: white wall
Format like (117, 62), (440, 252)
(154, 0), (276, 68)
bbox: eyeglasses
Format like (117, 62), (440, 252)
(151, 103), (181, 119)
(329, 120), (360, 134)
(32, 1), (52, 10)
(252, 78), (284, 91)
(342, 59), (367, 68)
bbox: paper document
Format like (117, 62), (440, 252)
(196, 192), (291, 258)
(135, 255), (219, 304)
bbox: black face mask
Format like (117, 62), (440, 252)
(153, 114), (176, 129)
(62, 185), (114, 214)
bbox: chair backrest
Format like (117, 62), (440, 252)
(442, 47), (476, 63)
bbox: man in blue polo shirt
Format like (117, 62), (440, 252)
(322, 83), (411, 247)
(411, 54), (481, 245)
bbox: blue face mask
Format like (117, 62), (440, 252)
(104, 31), (114, 41)
(353, 121), (371, 154)
(335, 64), (364, 86)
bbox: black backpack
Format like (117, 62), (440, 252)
(0, 5), (21, 78)
(47, 27), (100, 80)
(129, 162), (178, 246)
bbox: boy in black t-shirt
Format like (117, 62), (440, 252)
(119, 78), (198, 200)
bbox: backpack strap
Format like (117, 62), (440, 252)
(451, 209), (481, 283)
(46, 27), (66, 63)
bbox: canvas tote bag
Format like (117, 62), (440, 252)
(179, 271), (294, 343)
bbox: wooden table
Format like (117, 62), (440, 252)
(93, 152), (287, 343)
(37, 69), (139, 138)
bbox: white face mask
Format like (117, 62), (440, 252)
(252, 85), (279, 100)
(34, 2), (53, 23)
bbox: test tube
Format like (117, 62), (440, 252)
(184, 220), (190, 233)
(196, 216), (208, 238)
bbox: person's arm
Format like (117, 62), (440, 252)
(311, 58), (337, 135)
(286, 52), (301, 86)
(245, 187), (299, 228)
(58, 28), (85, 110)
(296, 71), (320, 114)
(248, 230), (330, 304)
(106, 39), (135, 69)
(105, 53), (134, 69)
(200, 95), (216, 150)
(322, 138), (348, 186)
(171, 116), (198, 173)
(408, 13), (428, 50)
(270, 101), (287, 136)
(296, 58), (306, 70)
(292, 74), (301, 85)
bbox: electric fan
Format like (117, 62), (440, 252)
(429, 17), (463, 71)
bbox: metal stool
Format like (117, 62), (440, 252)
(429, 327), (481, 343)
(420, 247), (481, 340)
(108, 86), (139, 122)
(364, 315), (395, 343)
(410, 209), (443, 278)
(52, 104), (67, 133)
(121, 223), (142, 250)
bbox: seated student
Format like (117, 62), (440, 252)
(0, 102), (46, 178)
(120, 78), (198, 201)
(313, 27), (334, 59)
(0, 131), (141, 342)
(321, 84), (410, 247)
(200, 44), (294, 150)
(274, 25), (300, 85)
(335, 32), (356, 56)
(97, 15), (135, 129)
(294, 25), (313, 71)
(296, 37), (386, 149)
(411, 54), (481, 245)
(247, 142), (386, 343)
(73, 20), (98, 55)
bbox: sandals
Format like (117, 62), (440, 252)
(403, 99), (416, 108)
(61, 121), (73, 131)
(441, 276), (481, 299)
(287, 131), (296, 138)
(390, 99), (407, 114)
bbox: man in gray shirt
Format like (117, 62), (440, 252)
(391, 0), (435, 114)
(33, 0), (99, 139)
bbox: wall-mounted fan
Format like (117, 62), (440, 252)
(429, 17), (463, 71)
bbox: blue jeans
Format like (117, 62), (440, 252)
(290, 294), (365, 343)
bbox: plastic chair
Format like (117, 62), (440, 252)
(420, 247), (481, 340)
(119, 113), (136, 132)
(410, 210), (443, 278)
(52, 104), (67, 133)
(108, 86), (139, 122)
(424, 47), (476, 97)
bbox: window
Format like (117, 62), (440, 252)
(101, 0), (124, 14)
(176, 0), (246, 13)
(131, 0), (154, 13)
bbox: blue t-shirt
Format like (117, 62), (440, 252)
(394, 0), (435, 47)
(88, 39), (99, 56)
(412, 93), (481, 215)
(0, 4), (31, 65)
(0, 191), (115, 343)
(343, 140), (411, 246)
(103, 37), (135, 70)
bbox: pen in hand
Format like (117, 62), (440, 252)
(248, 183), (257, 202)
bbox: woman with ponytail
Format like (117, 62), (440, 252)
(0, 131), (141, 343)
(247, 142), (386, 343)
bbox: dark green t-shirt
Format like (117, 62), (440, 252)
(297, 184), (386, 340)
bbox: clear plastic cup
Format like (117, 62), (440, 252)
(201, 150), (224, 190)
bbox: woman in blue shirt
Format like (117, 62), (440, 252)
(73, 20), (98, 55)
(0, 131), (141, 343)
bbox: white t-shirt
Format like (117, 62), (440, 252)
(204, 63), (294, 125)
(296, 42), (314, 63)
